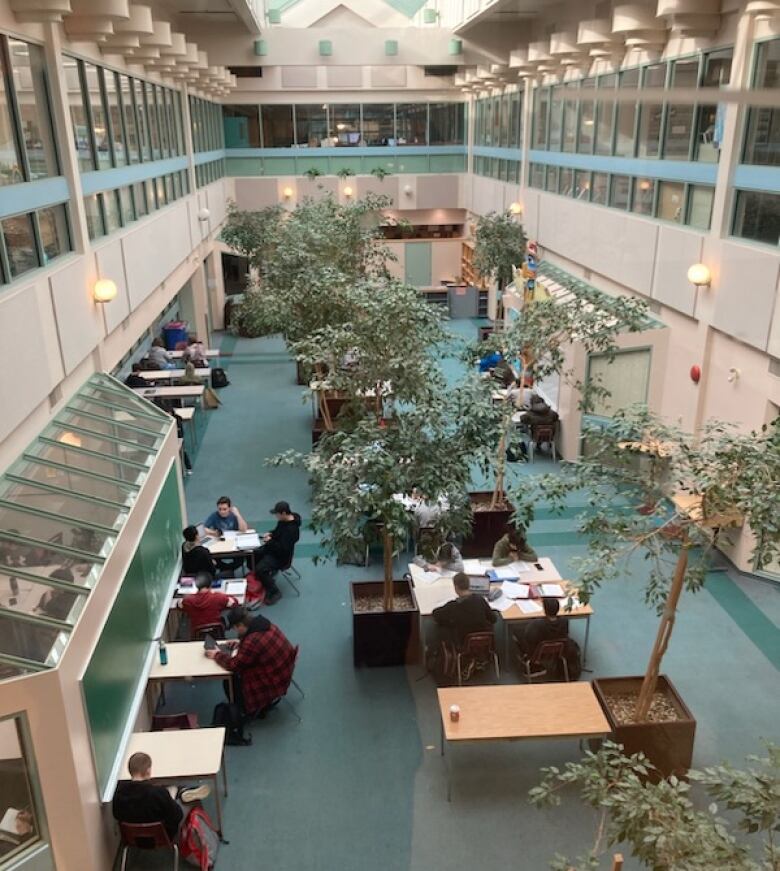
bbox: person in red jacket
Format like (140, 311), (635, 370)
(205, 607), (297, 718)
(181, 573), (237, 639)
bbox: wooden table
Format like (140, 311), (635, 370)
(168, 349), (220, 359)
(167, 580), (246, 639)
(138, 368), (211, 382)
(120, 728), (228, 834)
(174, 406), (197, 452)
(437, 683), (610, 800)
(133, 385), (205, 409)
(148, 641), (234, 705)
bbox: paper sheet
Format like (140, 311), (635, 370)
(500, 581), (530, 599)
(516, 600), (544, 614)
(418, 570), (441, 585)
(462, 558), (487, 575)
(489, 595), (515, 613)
(488, 566), (521, 581)
(235, 533), (260, 549)
(540, 583), (564, 597)
(508, 561), (532, 574)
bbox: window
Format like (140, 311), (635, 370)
(733, 190), (780, 245)
(429, 103), (463, 145)
(663, 58), (699, 158)
(574, 170), (591, 200)
(294, 104), (327, 147)
(743, 39), (780, 166)
(84, 195), (104, 239)
(118, 186), (134, 224)
(533, 87), (549, 149)
(132, 181), (147, 217)
(578, 78), (595, 153)
(331, 105), (360, 146)
(37, 204), (69, 263)
(261, 105), (294, 147)
(637, 63), (666, 158)
(155, 176), (166, 207)
(498, 93), (509, 147)
(657, 180), (685, 222)
(609, 174), (631, 210)
(396, 103), (427, 145)
(695, 48), (731, 162)
(615, 69), (639, 157)
(7, 39), (58, 181)
(118, 76), (138, 163)
(591, 172), (608, 205)
(509, 91), (522, 148)
(132, 78), (150, 161)
(686, 184), (713, 230)
(145, 83), (161, 159)
(559, 167), (574, 196)
(362, 104), (394, 145)
(545, 165), (559, 193)
(562, 83), (578, 153)
(2, 213), (37, 278)
(632, 178), (655, 215)
(529, 163), (544, 189)
(102, 190), (122, 233)
(549, 87), (563, 150)
(588, 348), (651, 417)
(64, 58), (92, 171)
(0, 46), (23, 185)
(83, 63), (111, 169)
(595, 74), (616, 155)
(0, 716), (47, 859)
(102, 69), (125, 166)
(223, 104), (260, 148)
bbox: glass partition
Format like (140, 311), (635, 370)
(261, 105), (294, 147)
(396, 103), (427, 145)
(331, 105), (360, 145)
(294, 104), (328, 147)
(361, 104), (394, 145)
(429, 103), (464, 145)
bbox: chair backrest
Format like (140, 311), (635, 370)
(119, 821), (173, 850)
(531, 421), (557, 442)
(193, 622), (224, 641)
(151, 713), (196, 731)
(531, 639), (566, 667)
(460, 631), (496, 661)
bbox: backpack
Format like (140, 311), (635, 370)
(211, 368), (229, 389)
(244, 571), (266, 606)
(563, 637), (583, 681)
(179, 806), (220, 870)
(211, 701), (249, 746)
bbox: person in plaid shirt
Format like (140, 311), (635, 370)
(205, 607), (296, 716)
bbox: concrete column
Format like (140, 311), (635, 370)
(519, 76), (534, 191)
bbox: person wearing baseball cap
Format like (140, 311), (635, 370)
(251, 501), (301, 605)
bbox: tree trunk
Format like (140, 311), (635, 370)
(635, 536), (689, 721)
(491, 431), (506, 510)
(382, 529), (394, 612)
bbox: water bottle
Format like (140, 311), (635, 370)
(158, 638), (168, 666)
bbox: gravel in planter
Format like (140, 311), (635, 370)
(606, 691), (682, 725)
(353, 593), (414, 612)
(472, 499), (511, 512)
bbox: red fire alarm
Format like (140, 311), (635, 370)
(690, 365), (701, 383)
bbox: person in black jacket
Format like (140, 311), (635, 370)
(430, 572), (498, 648)
(181, 526), (217, 578)
(112, 752), (209, 840)
(124, 363), (147, 388)
(252, 501), (301, 605)
(516, 597), (569, 656)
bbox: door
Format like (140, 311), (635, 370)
(404, 242), (432, 288)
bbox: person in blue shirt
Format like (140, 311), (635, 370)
(478, 350), (502, 373)
(204, 496), (248, 576)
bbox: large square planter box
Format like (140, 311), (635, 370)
(461, 491), (513, 557)
(592, 675), (696, 780)
(350, 579), (419, 668)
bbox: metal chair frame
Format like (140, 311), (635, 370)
(118, 821), (179, 871)
(456, 632), (500, 686)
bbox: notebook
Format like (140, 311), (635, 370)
(0, 809), (21, 844)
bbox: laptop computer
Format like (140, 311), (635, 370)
(468, 575), (490, 596)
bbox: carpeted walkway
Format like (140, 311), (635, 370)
(134, 322), (780, 871)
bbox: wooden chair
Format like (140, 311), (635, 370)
(118, 821), (179, 871)
(518, 638), (569, 683)
(192, 622), (224, 642)
(456, 632), (500, 686)
(151, 712), (199, 731)
(528, 421), (558, 463)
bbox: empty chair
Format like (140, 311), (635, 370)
(456, 632), (500, 686)
(118, 821), (179, 871)
(151, 712), (199, 731)
(278, 550), (302, 597)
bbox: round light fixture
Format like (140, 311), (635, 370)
(509, 201), (522, 215)
(197, 207), (210, 222)
(687, 263), (712, 287)
(403, 184), (413, 196)
(283, 186), (294, 199)
(93, 278), (118, 303)
(343, 186), (353, 197)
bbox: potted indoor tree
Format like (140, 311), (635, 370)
(514, 408), (780, 777)
(472, 210), (527, 321)
(529, 740), (780, 870)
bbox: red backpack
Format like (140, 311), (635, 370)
(179, 806), (220, 870)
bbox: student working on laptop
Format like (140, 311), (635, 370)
(430, 572), (497, 649)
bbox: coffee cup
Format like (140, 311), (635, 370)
(449, 704), (460, 722)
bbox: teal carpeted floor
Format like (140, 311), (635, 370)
(134, 322), (780, 871)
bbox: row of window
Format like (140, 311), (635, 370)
(0, 203), (70, 285)
(190, 96), (224, 154)
(528, 162), (715, 230)
(473, 155), (521, 184)
(474, 91), (523, 149)
(743, 39), (780, 166)
(195, 159), (225, 188)
(66, 56), (188, 172)
(733, 191), (780, 246)
(0, 35), (59, 186)
(222, 102), (466, 148)
(84, 170), (190, 241)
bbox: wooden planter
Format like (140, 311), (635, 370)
(461, 491), (514, 557)
(350, 580), (420, 668)
(592, 675), (696, 781)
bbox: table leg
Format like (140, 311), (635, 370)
(222, 748), (228, 797)
(583, 615), (591, 665)
(213, 773), (224, 837)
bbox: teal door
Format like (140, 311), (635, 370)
(404, 242), (432, 287)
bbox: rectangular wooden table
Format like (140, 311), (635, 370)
(138, 368), (211, 382)
(132, 385), (205, 409)
(168, 348), (220, 359)
(148, 641), (234, 705)
(119, 728), (228, 834)
(437, 683), (610, 800)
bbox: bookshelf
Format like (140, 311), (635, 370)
(461, 241), (487, 289)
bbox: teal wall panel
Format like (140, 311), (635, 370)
(404, 241), (432, 287)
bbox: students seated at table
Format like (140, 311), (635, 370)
(514, 597), (569, 656)
(492, 356), (515, 388)
(35, 567), (74, 620)
(251, 502), (301, 606)
(492, 524), (538, 565)
(181, 526), (218, 578)
(478, 350), (501, 373)
(183, 337), (209, 366)
(181, 573), (239, 639)
(205, 608), (296, 724)
(414, 541), (464, 573)
(204, 497), (248, 575)
(430, 572), (497, 648)
(124, 363), (147, 388)
(112, 752), (210, 840)
(148, 338), (175, 370)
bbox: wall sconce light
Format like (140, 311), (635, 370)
(727, 367), (741, 383)
(687, 263), (711, 288)
(93, 278), (118, 303)
(509, 201), (522, 215)
(403, 184), (413, 196)
(283, 186), (293, 199)
(197, 207), (210, 222)
(343, 186), (353, 198)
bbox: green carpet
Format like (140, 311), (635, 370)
(133, 323), (779, 871)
